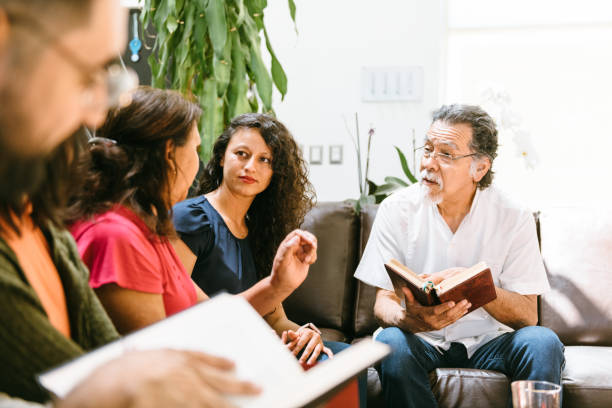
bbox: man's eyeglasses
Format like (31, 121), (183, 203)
(416, 145), (478, 166)
(6, 11), (138, 111)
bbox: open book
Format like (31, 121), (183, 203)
(385, 259), (497, 314)
(38, 294), (389, 408)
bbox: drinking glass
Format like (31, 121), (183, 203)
(511, 380), (561, 408)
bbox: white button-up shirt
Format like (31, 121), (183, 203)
(354, 184), (550, 357)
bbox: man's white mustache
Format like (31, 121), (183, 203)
(420, 170), (442, 186)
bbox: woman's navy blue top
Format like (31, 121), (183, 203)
(172, 196), (258, 296)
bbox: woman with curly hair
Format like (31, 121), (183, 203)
(66, 88), (317, 335)
(173, 113), (339, 365)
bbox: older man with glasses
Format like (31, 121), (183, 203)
(355, 104), (565, 408)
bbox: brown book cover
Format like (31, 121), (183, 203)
(384, 262), (439, 307)
(384, 259), (497, 315)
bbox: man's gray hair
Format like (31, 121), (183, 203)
(432, 104), (498, 189)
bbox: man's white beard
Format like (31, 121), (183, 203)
(419, 170), (443, 205)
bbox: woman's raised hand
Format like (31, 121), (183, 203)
(270, 229), (318, 293)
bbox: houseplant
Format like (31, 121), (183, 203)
(142, 0), (296, 161)
(346, 114), (419, 214)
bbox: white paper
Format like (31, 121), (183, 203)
(38, 294), (389, 407)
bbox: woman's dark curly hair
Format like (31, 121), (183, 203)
(65, 86), (202, 237)
(198, 113), (315, 279)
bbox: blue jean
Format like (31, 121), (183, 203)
(312, 341), (368, 407)
(376, 326), (565, 408)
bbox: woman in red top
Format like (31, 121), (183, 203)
(67, 87), (204, 333)
(67, 87), (316, 334)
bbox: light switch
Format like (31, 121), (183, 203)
(361, 66), (424, 102)
(329, 145), (343, 164)
(309, 145), (323, 165)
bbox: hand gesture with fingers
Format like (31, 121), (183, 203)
(59, 349), (260, 408)
(281, 325), (332, 366)
(270, 229), (318, 293)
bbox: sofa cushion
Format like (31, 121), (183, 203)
(353, 204), (380, 337)
(284, 202), (360, 333)
(320, 328), (348, 343)
(539, 206), (612, 345)
(562, 346), (612, 407)
(430, 368), (509, 407)
(362, 365), (512, 408)
(362, 345), (612, 408)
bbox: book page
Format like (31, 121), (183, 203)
(39, 294), (304, 406)
(38, 294), (391, 407)
(436, 261), (488, 294)
(387, 259), (425, 287)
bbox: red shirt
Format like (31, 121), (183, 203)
(71, 206), (197, 317)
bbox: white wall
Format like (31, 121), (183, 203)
(265, 1), (612, 208)
(264, 0), (446, 201)
(445, 0), (612, 209)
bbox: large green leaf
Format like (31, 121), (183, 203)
(181, 64), (197, 94)
(227, 33), (250, 119)
(246, 0), (267, 13)
(245, 0), (266, 30)
(232, 0), (248, 26)
(193, 12), (209, 63)
(241, 13), (272, 108)
(394, 145), (418, 183)
(166, 14), (178, 34)
(288, 0), (296, 23)
(145, 0), (294, 158)
(205, 0), (228, 58)
(148, 53), (160, 86)
(246, 41), (272, 110)
(153, 0), (175, 30)
(373, 183), (401, 195)
(152, 39), (171, 87)
(366, 178), (381, 195)
(200, 79), (219, 160)
(247, 84), (259, 112)
(141, 0), (156, 26)
(263, 27), (287, 98)
(384, 176), (409, 187)
(178, 3), (195, 57)
(245, 0), (267, 16)
(374, 194), (387, 204)
(213, 34), (233, 97)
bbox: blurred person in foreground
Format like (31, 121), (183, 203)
(0, 0), (277, 406)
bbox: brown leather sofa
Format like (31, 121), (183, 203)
(284, 202), (612, 407)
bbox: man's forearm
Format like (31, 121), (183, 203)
(239, 276), (293, 316)
(483, 287), (538, 329)
(374, 289), (424, 333)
